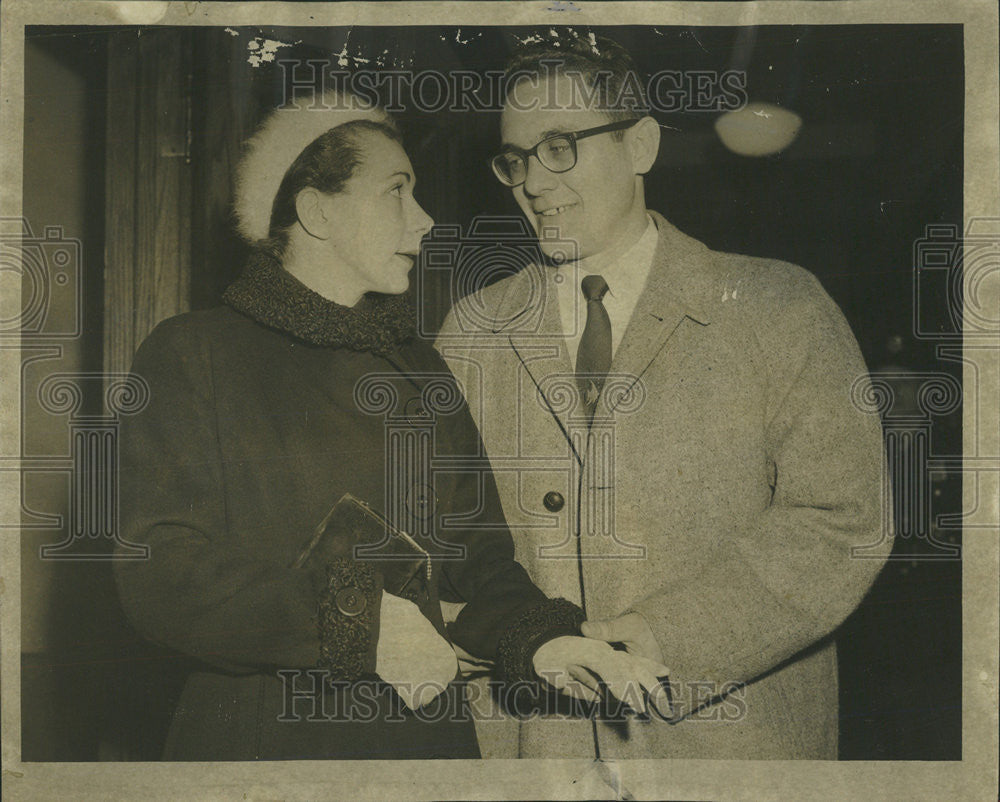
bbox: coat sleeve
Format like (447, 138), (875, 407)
(439, 458), (584, 687)
(114, 316), (381, 678)
(628, 267), (893, 719)
(424, 329), (583, 686)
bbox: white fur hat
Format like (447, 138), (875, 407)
(233, 91), (393, 242)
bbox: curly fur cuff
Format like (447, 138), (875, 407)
(495, 598), (585, 687)
(317, 557), (383, 683)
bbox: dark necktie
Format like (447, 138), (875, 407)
(575, 274), (612, 411)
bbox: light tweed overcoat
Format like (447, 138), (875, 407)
(435, 212), (892, 759)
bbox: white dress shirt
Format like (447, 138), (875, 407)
(553, 214), (659, 364)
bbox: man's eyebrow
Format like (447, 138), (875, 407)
(501, 128), (572, 150)
(385, 170), (412, 183)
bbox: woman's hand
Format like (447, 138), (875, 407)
(376, 591), (458, 710)
(581, 613), (665, 664)
(532, 635), (672, 716)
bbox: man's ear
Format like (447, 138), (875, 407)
(628, 116), (661, 175)
(295, 187), (331, 239)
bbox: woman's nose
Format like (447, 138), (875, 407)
(522, 154), (558, 197)
(410, 198), (434, 235)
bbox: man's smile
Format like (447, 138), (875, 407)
(536, 203), (578, 217)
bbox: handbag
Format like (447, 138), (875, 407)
(290, 493), (430, 596)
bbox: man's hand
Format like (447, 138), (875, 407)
(582, 612), (665, 664)
(532, 635), (671, 715)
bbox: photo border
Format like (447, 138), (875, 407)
(1, 2), (997, 799)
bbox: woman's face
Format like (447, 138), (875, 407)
(320, 130), (434, 297)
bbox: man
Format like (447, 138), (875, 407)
(436, 34), (892, 759)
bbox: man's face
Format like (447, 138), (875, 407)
(500, 74), (644, 262)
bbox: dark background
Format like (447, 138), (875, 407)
(20, 23), (962, 761)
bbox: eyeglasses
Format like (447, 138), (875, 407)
(490, 118), (640, 187)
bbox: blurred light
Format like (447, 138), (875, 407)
(113, 2), (170, 24)
(714, 102), (803, 157)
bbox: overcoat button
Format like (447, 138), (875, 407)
(335, 587), (366, 617)
(543, 491), (565, 512)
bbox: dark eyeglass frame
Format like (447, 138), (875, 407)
(490, 118), (641, 187)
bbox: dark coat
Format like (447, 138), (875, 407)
(115, 254), (581, 760)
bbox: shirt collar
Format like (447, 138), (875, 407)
(562, 214), (658, 299)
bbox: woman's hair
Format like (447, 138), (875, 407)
(261, 119), (402, 259)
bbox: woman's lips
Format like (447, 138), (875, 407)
(391, 253), (416, 273)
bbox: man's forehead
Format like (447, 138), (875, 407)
(500, 103), (608, 147)
(500, 73), (610, 144)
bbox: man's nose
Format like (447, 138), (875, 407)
(521, 154), (559, 197)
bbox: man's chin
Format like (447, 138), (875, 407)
(538, 236), (585, 265)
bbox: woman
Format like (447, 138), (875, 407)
(114, 92), (658, 761)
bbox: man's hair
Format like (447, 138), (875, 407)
(502, 32), (649, 138)
(265, 119), (402, 258)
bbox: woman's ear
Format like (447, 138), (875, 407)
(295, 187), (332, 239)
(628, 116), (661, 175)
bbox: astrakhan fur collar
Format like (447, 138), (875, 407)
(223, 249), (416, 356)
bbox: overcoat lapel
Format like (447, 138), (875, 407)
(491, 262), (583, 465)
(491, 213), (715, 449)
(601, 212), (712, 417)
